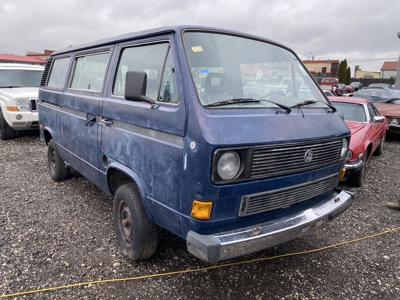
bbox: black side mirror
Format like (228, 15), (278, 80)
(124, 71), (158, 109)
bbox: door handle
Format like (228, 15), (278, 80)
(101, 118), (113, 126)
(84, 117), (97, 126)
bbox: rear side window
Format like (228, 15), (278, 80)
(47, 57), (70, 89)
(70, 52), (109, 93)
(113, 43), (169, 100)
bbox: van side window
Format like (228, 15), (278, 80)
(113, 43), (169, 100)
(47, 57), (70, 89)
(159, 49), (179, 103)
(70, 52), (109, 93)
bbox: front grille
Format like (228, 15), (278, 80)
(250, 139), (343, 179)
(30, 99), (37, 111)
(239, 174), (339, 216)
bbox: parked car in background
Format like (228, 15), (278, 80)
(320, 77), (338, 92)
(365, 83), (392, 90)
(350, 81), (362, 91)
(353, 88), (400, 136)
(373, 103), (400, 136)
(330, 97), (387, 186)
(39, 26), (353, 263)
(342, 85), (353, 94)
(323, 89), (334, 97)
(0, 63), (44, 140)
(354, 88), (400, 103)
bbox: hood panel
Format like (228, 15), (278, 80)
(374, 103), (400, 117)
(346, 121), (366, 135)
(199, 109), (350, 146)
(0, 87), (39, 100)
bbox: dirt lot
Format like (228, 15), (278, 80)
(1, 135), (400, 299)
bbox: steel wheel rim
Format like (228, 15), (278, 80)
(119, 201), (133, 244)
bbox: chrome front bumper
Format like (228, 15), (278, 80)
(186, 189), (353, 263)
(344, 159), (364, 170)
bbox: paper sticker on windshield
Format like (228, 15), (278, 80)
(191, 46), (203, 53)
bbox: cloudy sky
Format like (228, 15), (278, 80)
(0, 0), (399, 72)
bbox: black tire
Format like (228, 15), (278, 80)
(47, 140), (69, 181)
(348, 152), (367, 187)
(374, 137), (385, 156)
(0, 109), (16, 140)
(113, 183), (159, 261)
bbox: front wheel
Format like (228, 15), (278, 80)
(348, 153), (367, 187)
(0, 110), (16, 140)
(47, 140), (69, 181)
(113, 183), (159, 262)
(374, 138), (385, 156)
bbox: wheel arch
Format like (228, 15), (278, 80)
(106, 163), (152, 220)
(42, 126), (55, 144)
(106, 162), (149, 207)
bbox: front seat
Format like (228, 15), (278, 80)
(202, 72), (230, 104)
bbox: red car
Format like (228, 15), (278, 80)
(330, 97), (388, 186)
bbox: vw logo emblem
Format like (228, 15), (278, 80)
(304, 149), (313, 163)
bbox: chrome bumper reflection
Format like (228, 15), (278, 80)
(186, 189), (353, 263)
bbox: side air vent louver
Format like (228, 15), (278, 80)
(40, 58), (53, 86)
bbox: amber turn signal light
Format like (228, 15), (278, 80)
(191, 200), (212, 220)
(6, 106), (19, 112)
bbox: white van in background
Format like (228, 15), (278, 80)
(0, 63), (44, 140)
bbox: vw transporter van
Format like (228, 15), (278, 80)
(39, 26), (353, 263)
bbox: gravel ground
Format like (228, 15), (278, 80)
(1, 134), (400, 299)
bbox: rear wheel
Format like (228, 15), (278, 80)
(0, 110), (16, 140)
(113, 183), (159, 261)
(47, 140), (69, 181)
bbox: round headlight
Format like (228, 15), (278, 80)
(391, 118), (398, 125)
(217, 151), (241, 180)
(346, 149), (352, 161)
(340, 138), (348, 159)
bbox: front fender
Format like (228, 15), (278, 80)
(106, 161), (152, 219)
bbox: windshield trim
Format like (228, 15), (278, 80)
(181, 29), (327, 110)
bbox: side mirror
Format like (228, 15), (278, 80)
(124, 71), (158, 109)
(373, 116), (385, 123)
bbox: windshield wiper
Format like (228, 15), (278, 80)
(205, 98), (292, 113)
(204, 98), (260, 107)
(0, 85), (22, 88)
(290, 100), (336, 113)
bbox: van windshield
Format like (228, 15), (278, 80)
(0, 70), (43, 88)
(183, 32), (327, 108)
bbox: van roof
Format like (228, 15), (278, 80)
(53, 25), (290, 56)
(0, 63), (45, 70)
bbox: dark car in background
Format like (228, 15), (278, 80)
(353, 88), (400, 136)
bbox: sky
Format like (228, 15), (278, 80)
(0, 0), (399, 73)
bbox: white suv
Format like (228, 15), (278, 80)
(0, 63), (44, 140)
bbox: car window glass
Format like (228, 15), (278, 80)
(371, 103), (381, 116)
(367, 104), (376, 120)
(332, 102), (367, 122)
(70, 52), (109, 92)
(158, 49), (179, 103)
(47, 57), (70, 89)
(113, 43), (169, 100)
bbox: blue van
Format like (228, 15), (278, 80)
(39, 26), (353, 263)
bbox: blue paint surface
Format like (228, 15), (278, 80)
(39, 26), (350, 240)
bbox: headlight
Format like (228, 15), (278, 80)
(217, 151), (241, 181)
(391, 118), (399, 125)
(15, 98), (30, 111)
(346, 149), (352, 161)
(340, 138), (349, 159)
